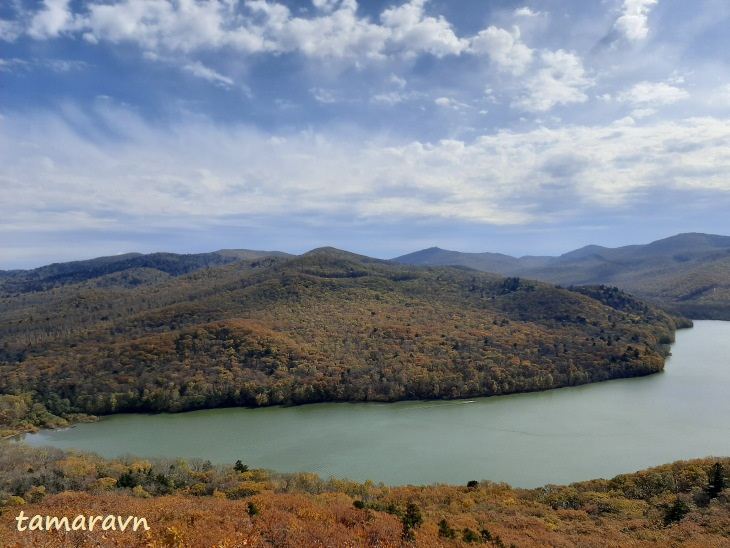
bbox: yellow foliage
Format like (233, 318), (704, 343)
(91, 477), (118, 491)
(2, 495), (26, 507)
(189, 483), (208, 496)
(130, 459), (153, 473)
(132, 485), (152, 498)
(57, 456), (95, 478)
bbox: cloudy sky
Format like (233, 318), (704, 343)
(2, 0), (730, 269)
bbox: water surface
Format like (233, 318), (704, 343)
(18, 321), (730, 488)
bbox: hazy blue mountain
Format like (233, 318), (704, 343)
(393, 233), (730, 319)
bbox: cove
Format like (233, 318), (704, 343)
(16, 321), (730, 489)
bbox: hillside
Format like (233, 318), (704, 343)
(0, 250), (688, 424)
(0, 443), (728, 547)
(0, 249), (292, 294)
(394, 233), (730, 319)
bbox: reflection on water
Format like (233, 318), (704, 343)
(16, 321), (730, 488)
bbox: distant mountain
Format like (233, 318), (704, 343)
(394, 233), (730, 319)
(213, 249), (294, 261)
(0, 249), (687, 418)
(392, 247), (548, 274)
(0, 249), (292, 293)
(301, 246), (390, 264)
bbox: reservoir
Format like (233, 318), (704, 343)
(16, 320), (730, 488)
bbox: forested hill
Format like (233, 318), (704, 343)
(0, 249), (293, 293)
(0, 250), (689, 423)
(394, 233), (730, 320)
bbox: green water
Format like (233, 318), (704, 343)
(17, 321), (730, 488)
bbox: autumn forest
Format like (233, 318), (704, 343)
(0, 248), (689, 431)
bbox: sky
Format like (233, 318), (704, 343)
(2, 0), (730, 269)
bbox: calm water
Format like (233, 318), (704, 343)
(16, 321), (730, 488)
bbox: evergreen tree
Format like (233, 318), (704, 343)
(708, 462), (725, 499)
(663, 497), (690, 526)
(401, 503), (423, 540)
(438, 518), (456, 538)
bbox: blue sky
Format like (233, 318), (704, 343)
(2, 0), (730, 269)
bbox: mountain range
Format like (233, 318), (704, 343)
(3, 232), (727, 319)
(393, 232), (730, 320)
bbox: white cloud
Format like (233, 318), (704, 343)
(618, 81), (689, 107)
(312, 0), (342, 13)
(372, 90), (421, 105)
(0, 58), (29, 72)
(614, 0), (659, 42)
(515, 50), (593, 112)
(434, 97), (468, 110)
(514, 7), (539, 18)
(469, 26), (533, 75)
(0, 18), (23, 42)
(183, 61), (234, 87)
(0, 57), (87, 73)
(3, 106), (729, 237)
(310, 87), (339, 103)
(390, 74), (407, 89)
(259, 0), (390, 59)
(15, 0), (609, 119)
(81, 0), (232, 52)
(18, 0), (480, 60)
(28, 0), (75, 39)
(372, 92), (402, 104)
(380, 0), (467, 58)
